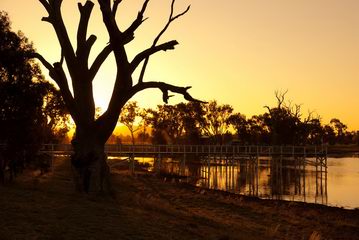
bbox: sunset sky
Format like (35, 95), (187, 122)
(1, 0), (359, 129)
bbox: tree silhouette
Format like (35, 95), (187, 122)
(144, 102), (202, 144)
(0, 11), (68, 183)
(28, 0), (202, 192)
(330, 118), (347, 144)
(145, 105), (182, 144)
(198, 100), (233, 144)
(228, 113), (249, 144)
(119, 101), (142, 145)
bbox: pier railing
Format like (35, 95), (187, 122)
(37, 144), (327, 158)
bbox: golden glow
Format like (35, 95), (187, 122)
(1, 0), (359, 129)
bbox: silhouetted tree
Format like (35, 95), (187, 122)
(247, 115), (270, 144)
(263, 91), (317, 145)
(322, 125), (336, 145)
(330, 118), (347, 144)
(0, 12), (68, 182)
(145, 105), (182, 144)
(119, 101), (142, 145)
(27, 0), (202, 192)
(144, 102), (202, 144)
(228, 113), (249, 144)
(177, 102), (202, 144)
(306, 118), (324, 145)
(198, 100), (233, 144)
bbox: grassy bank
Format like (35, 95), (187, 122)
(1, 157), (359, 240)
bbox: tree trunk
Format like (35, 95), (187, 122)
(70, 128), (112, 193)
(130, 131), (135, 145)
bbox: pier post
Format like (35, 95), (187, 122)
(51, 144), (54, 172)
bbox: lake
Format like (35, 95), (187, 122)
(133, 156), (359, 209)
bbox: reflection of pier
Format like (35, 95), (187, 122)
(196, 146), (327, 205)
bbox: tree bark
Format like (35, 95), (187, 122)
(70, 126), (112, 193)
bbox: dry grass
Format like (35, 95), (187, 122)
(309, 231), (321, 240)
(1, 157), (359, 240)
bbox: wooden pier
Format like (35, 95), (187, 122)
(2, 143), (328, 203)
(39, 144), (327, 158)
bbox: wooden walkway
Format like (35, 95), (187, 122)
(37, 144), (328, 171)
(39, 144), (327, 158)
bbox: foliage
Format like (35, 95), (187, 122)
(133, 92), (357, 146)
(119, 101), (143, 144)
(197, 100), (233, 143)
(0, 12), (68, 181)
(143, 102), (204, 144)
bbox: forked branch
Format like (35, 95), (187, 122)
(77, 1), (96, 64)
(38, 0), (77, 74)
(121, 0), (150, 44)
(130, 40), (178, 72)
(27, 52), (77, 122)
(112, 0), (122, 16)
(137, 0), (190, 83)
(89, 44), (112, 81)
(130, 82), (205, 104)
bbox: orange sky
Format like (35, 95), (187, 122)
(1, 0), (359, 129)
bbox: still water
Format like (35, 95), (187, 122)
(134, 156), (359, 209)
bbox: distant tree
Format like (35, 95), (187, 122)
(263, 91), (314, 145)
(323, 125), (336, 145)
(144, 102), (202, 144)
(306, 118), (324, 145)
(145, 105), (182, 144)
(42, 85), (69, 143)
(27, 0), (202, 192)
(119, 101), (142, 145)
(177, 102), (202, 144)
(247, 115), (270, 144)
(330, 118), (347, 144)
(228, 113), (249, 144)
(198, 100), (233, 144)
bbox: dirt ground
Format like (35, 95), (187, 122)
(1, 157), (359, 240)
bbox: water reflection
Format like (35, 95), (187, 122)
(149, 156), (328, 206)
(123, 156), (359, 209)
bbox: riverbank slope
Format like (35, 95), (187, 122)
(1, 158), (359, 240)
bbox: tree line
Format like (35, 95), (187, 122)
(117, 95), (357, 146)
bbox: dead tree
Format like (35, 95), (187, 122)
(30, 0), (202, 193)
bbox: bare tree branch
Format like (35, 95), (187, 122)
(38, 0), (77, 74)
(77, 1), (94, 47)
(98, 0), (122, 40)
(77, 1), (95, 63)
(112, 0), (122, 16)
(27, 52), (54, 72)
(89, 44), (112, 81)
(95, 80), (205, 142)
(26, 52), (78, 123)
(98, 0), (133, 107)
(121, 0), (150, 44)
(263, 105), (272, 115)
(38, 0), (52, 16)
(138, 0), (190, 83)
(130, 40), (178, 72)
(275, 89), (288, 108)
(130, 82), (205, 104)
